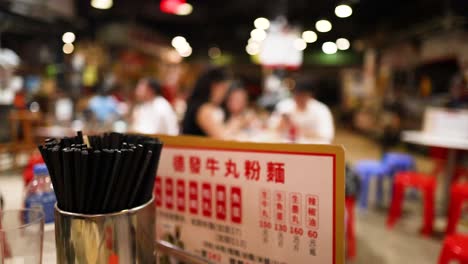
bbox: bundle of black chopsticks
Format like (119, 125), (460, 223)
(38, 131), (163, 214)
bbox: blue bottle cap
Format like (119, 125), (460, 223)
(33, 163), (49, 176)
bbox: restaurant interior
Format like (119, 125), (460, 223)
(1, 0), (468, 263)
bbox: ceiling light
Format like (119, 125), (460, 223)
(246, 43), (260, 55)
(302, 30), (317, 43)
(335, 4), (352, 18)
(62, 43), (74, 54)
(91, 0), (113, 9)
(254, 17), (270, 30)
(248, 38), (260, 45)
(250, 28), (267, 42)
(62, 32), (76, 44)
(315, 20), (332, 33)
(176, 3), (192, 15)
(178, 45), (192, 57)
(322, 42), (337, 54)
(336, 38), (350, 50)
(171, 36), (187, 48)
(294, 38), (307, 51)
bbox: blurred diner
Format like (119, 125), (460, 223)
(270, 78), (335, 143)
(181, 67), (240, 139)
(131, 78), (179, 135)
(87, 83), (121, 125)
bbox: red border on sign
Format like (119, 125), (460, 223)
(165, 145), (338, 264)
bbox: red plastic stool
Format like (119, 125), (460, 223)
(386, 172), (436, 236)
(438, 234), (468, 264)
(345, 196), (356, 259)
(446, 181), (468, 235)
(452, 167), (468, 184)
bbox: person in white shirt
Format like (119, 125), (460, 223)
(131, 78), (179, 135)
(271, 78), (334, 143)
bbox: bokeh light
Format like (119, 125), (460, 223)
(246, 43), (260, 55)
(171, 36), (187, 49)
(335, 4), (353, 18)
(336, 38), (350, 50)
(322, 42), (337, 54)
(302, 31), (317, 43)
(250, 29), (267, 42)
(254, 17), (270, 30)
(62, 32), (76, 44)
(91, 0), (113, 9)
(62, 43), (74, 54)
(315, 20), (332, 33)
(208, 47), (221, 59)
(176, 3), (193, 15)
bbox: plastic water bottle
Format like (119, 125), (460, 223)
(24, 163), (56, 223)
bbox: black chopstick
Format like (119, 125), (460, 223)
(95, 149), (114, 212)
(121, 144), (143, 207)
(79, 150), (89, 213)
(72, 148), (82, 212)
(38, 132), (163, 214)
(113, 148), (134, 210)
(51, 146), (64, 209)
(62, 148), (74, 211)
(139, 141), (163, 205)
(85, 150), (101, 214)
(129, 150), (153, 208)
(102, 150), (122, 212)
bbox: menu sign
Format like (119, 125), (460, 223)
(155, 135), (345, 264)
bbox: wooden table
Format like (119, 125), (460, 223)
(234, 129), (330, 144)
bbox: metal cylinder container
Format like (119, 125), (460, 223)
(54, 197), (155, 264)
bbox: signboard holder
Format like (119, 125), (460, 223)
(155, 135), (345, 264)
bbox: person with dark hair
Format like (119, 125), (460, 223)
(271, 78), (334, 143)
(131, 77), (179, 135)
(182, 67), (238, 138)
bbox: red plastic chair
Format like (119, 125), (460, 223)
(445, 168), (468, 235)
(438, 234), (468, 264)
(345, 196), (356, 259)
(386, 171), (436, 236)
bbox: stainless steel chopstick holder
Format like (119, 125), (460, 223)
(54, 196), (155, 264)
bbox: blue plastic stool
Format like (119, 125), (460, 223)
(355, 160), (390, 209)
(382, 152), (416, 175)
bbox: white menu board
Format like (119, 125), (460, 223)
(155, 135), (345, 264)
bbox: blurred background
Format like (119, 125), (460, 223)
(0, 0), (468, 263)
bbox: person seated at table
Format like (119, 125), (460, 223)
(130, 78), (179, 135)
(224, 81), (258, 132)
(88, 84), (121, 125)
(445, 75), (468, 109)
(271, 78), (334, 143)
(182, 67), (240, 139)
(225, 81), (249, 118)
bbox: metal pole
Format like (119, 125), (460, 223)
(155, 240), (213, 264)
